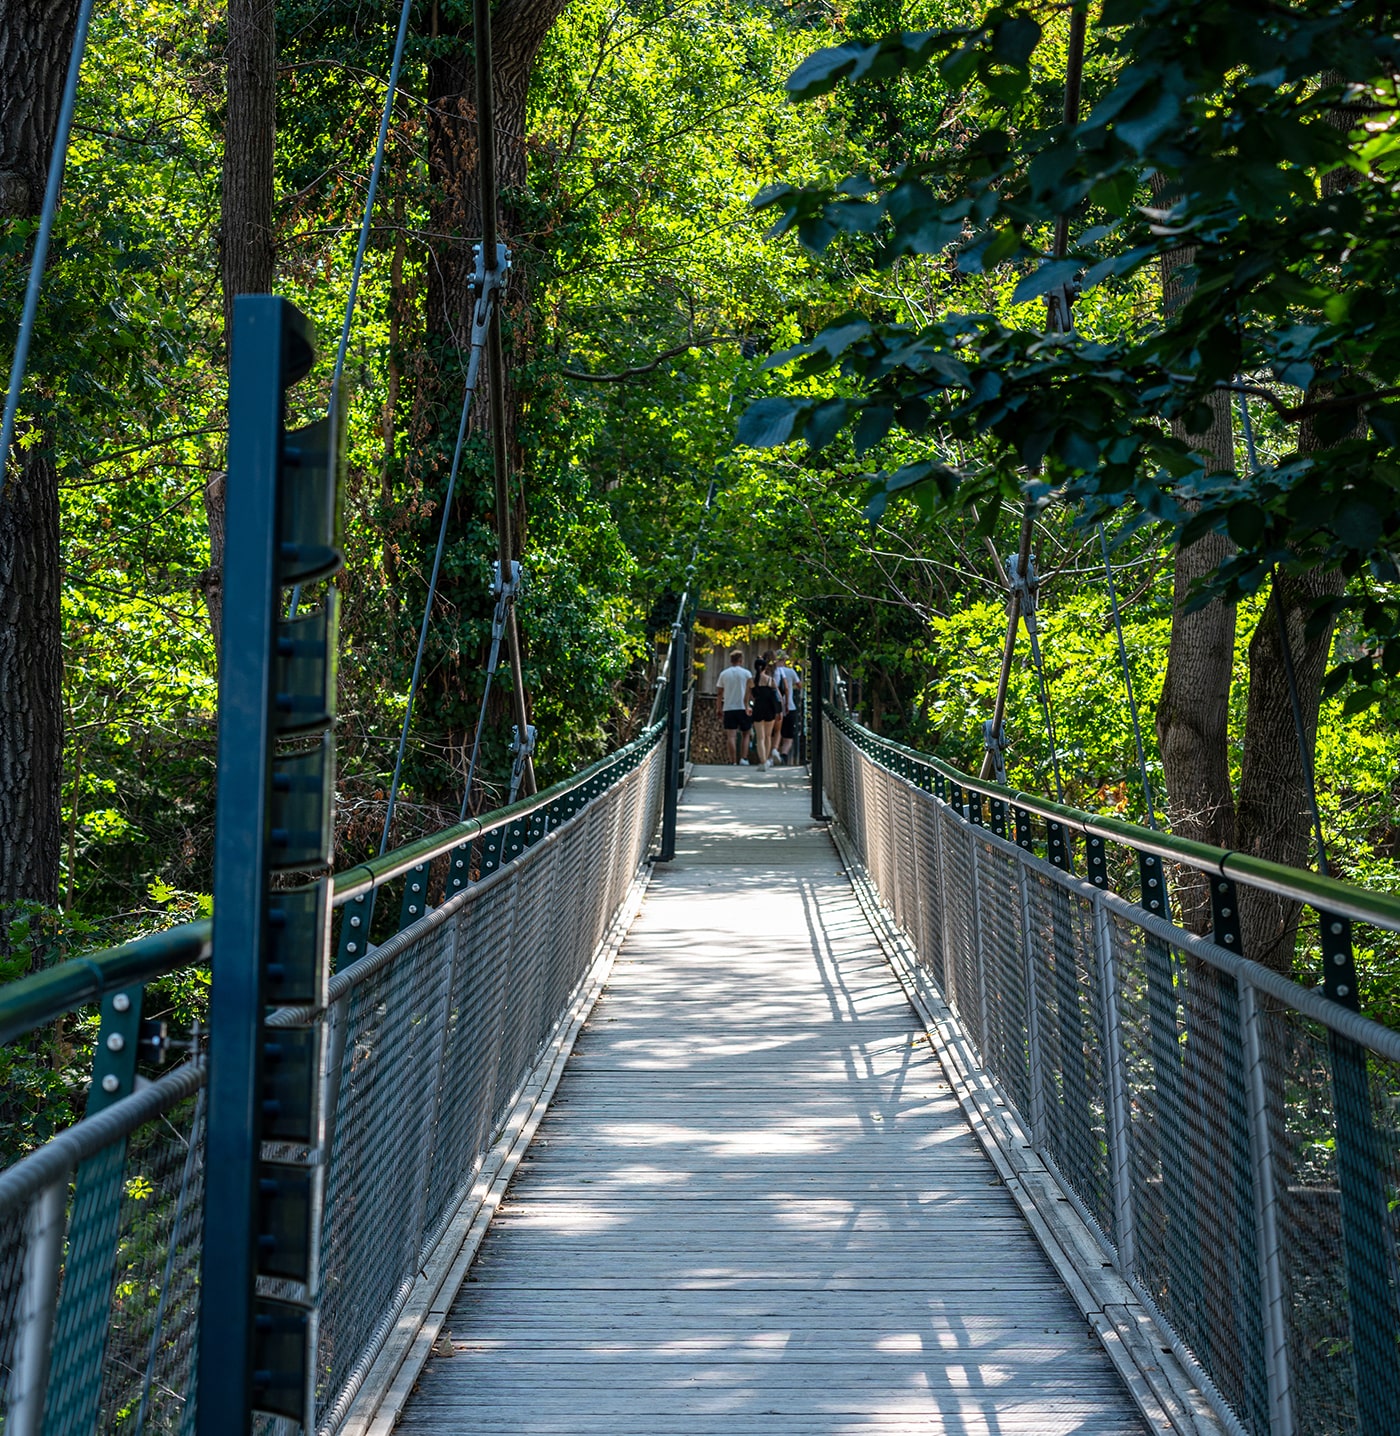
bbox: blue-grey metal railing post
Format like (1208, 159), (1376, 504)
(810, 640), (825, 821)
(200, 296), (335, 1435)
(659, 615), (686, 862)
(1240, 975), (1293, 1436)
(44, 982), (145, 1435)
(1319, 909), (1400, 1432)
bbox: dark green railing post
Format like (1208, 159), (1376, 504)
(809, 639), (825, 821)
(43, 983), (145, 1435)
(1319, 910), (1400, 1432)
(659, 616), (685, 862)
(199, 296), (337, 1435)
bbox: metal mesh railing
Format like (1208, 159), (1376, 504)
(0, 729), (664, 1435)
(824, 711), (1400, 1436)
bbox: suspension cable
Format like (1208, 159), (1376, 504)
(380, 258), (504, 853)
(1236, 390), (1333, 876)
(0, 0), (97, 503)
(979, 6), (1086, 785)
(330, 0), (414, 418)
(1098, 523), (1160, 828)
(474, 0), (536, 799)
(649, 476), (718, 728)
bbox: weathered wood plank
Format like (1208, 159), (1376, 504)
(397, 767), (1147, 1436)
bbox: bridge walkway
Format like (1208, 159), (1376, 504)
(398, 766), (1147, 1435)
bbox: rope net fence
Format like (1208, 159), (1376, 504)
(0, 727), (664, 1435)
(824, 708), (1400, 1436)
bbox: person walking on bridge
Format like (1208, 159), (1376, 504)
(716, 649), (753, 765)
(751, 656), (783, 767)
(771, 650), (801, 765)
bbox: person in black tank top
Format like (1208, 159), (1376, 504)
(751, 658), (781, 765)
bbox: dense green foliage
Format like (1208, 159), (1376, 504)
(1, 0), (1397, 1027)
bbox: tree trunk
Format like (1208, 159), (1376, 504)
(409, 0), (570, 791)
(221, 0), (276, 336)
(419, 0), (572, 505)
(1151, 192), (1238, 933)
(0, 0), (80, 923)
(1234, 87), (1358, 974)
(206, 0), (277, 661)
(1236, 563), (1344, 972)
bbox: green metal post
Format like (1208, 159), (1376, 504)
(659, 619), (685, 862)
(809, 640), (825, 822)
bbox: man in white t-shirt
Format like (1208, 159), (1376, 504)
(715, 649), (753, 765)
(771, 651), (802, 764)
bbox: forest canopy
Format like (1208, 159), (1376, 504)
(0, 0), (1397, 1011)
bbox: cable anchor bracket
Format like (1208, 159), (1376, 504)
(1007, 553), (1041, 637)
(508, 723), (537, 802)
(981, 719), (1009, 786)
(470, 242), (512, 344)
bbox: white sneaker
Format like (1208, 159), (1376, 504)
(765, 756), (775, 768)
(739, 759), (750, 766)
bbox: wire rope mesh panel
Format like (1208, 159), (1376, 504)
(973, 833), (1034, 1119)
(909, 786), (944, 989)
(937, 807), (984, 1052)
(1021, 865), (1115, 1245)
(316, 917), (458, 1413)
(1108, 911), (1268, 1428)
(0, 1202), (26, 1418)
(1264, 1006), (1400, 1435)
(417, 885), (515, 1245)
(0, 1066), (207, 1436)
(93, 1091), (206, 1434)
(821, 717), (1400, 1436)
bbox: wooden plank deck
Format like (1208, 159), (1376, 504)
(398, 766), (1147, 1435)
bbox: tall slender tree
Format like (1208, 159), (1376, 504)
(0, 0), (81, 927)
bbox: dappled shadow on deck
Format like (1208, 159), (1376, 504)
(398, 767), (1146, 1435)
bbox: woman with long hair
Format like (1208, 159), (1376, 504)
(750, 656), (783, 767)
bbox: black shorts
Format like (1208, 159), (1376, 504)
(723, 709), (752, 731)
(781, 711), (797, 739)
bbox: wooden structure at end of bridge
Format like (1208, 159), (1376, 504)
(393, 767), (1165, 1436)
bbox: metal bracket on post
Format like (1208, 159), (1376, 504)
(398, 861), (431, 930)
(1086, 834), (1108, 889)
(508, 723), (537, 805)
(199, 297), (340, 1436)
(1210, 876), (1243, 954)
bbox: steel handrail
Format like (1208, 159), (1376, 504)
(826, 704), (1400, 933)
(0, 720), (665, 1044)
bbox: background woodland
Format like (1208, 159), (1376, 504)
(1, 0), (1398, 1042)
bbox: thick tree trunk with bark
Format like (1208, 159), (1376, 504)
(0, 0), (80, 918)
(410, 0), (570, 780)
(204, 0), (277, 660)
(1151, 203), (1238, 933)
(1236, 563), (1344, 971)
(420, 0), (572, 520)
(221, 0), (275, 332)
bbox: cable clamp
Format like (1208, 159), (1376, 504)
(508, 723), (537, 802)
(1044, 274), (1080, 334)
(1007, 553), (1040, 632)
(492, 559), (521, 602)
(981, 719), (1009, 786)
(470, 242), (512, 343)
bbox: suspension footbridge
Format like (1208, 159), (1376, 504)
(4, 668), (1400, 1435)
